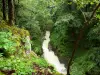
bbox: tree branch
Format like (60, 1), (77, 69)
(80, 9), (87, 23)
(67, 3), (100, 75)
(89, 3), (100, 21)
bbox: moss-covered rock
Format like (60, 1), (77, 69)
(0, 71), (4, 75)
(0, 21), (29, 37)
(0, 21), (30, 57)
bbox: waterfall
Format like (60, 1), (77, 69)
(42, 31), (67, 75)
(25, 36), (31, 54)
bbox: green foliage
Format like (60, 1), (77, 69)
(0, 32), (16, 56)
(51, 12), (83, 56)
(50, 0), (100, 58)
(0, 21), (61, 75)
(0, 21), (31, 57)
(51, 13), (73, 56)
(73, 0), (99, 8)
(0, 55), (61, 75)
(0, 0), (2, 21)
(87, 22), (100, 47)
(70, 47), (100, 75)
(0, 56), (33, 75)
(15, 0), (60, 55)
(50, 2), (100, 74)
(1, 0), (100, 74)
(32, 57), (48, 67)
(90, 48), (100, 65)
(88, 22), (100, 40)
(0, 21), (29, 37)
(88, 47), (100, 75)
(70, 51), (96, 75)
(0, 11), (2, 21)
(96, 9), (100, 19)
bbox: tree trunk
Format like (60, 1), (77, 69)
(67, 3), (100, 75)
(67, 22), (88, 75)
(2, 0), (6, 20)
(8, 0), (15, 25)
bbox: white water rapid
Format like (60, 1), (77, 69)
(42, 31), (67, 75)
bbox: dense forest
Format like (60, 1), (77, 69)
(0, 0), (100, 75)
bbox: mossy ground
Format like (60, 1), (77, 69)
(0, 21), (62, 75)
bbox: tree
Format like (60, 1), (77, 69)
(2, 0), (6, 20)
(67, 2), (100, 75)
(8, 0), (15, 25)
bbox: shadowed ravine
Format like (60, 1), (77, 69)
(42, 31), (67, 75)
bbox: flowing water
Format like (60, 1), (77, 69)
(42, 31), (67, 75)
(25, 36), (31, 54)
